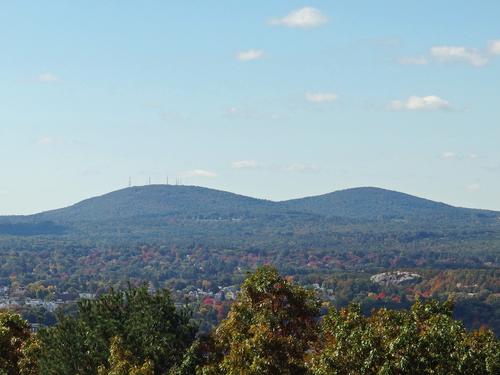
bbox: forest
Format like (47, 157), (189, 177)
(1, 267), (499, 375)
(0, 186), (499, 337)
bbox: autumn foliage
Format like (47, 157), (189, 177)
(1, 267), (499, 375)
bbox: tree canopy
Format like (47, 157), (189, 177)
(199, 266), (320, 374)
(35, 285), (197, 375)
(0, 311), (31, 375)
(310, 300), (500, 374)
(1, 267), (499, 375)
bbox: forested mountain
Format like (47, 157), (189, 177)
(1, 185), (499, 337)
(282, 187), (497, 222)
(1, 186), (498, 236)
(35, 185), (279, 223)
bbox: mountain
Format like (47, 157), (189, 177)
(0, 186), (498, 237)
(281, 187), (493, 221)
(2, 186), (499, 336)
(33, 185), (279, 223)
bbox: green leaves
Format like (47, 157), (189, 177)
(199, 266), (320, 375)
(3, 267), (499, 375)
(309, 299), (500, 375)
(36, 284), (197, 375)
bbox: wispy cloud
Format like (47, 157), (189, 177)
(441, 152), (479, 161)
(231, 160), (318, 173)
(36, 136), (80, 147)
(466, 183), (481, 191)
(305, 92), (338, 103)
(286, 163), (319, 173)
(231, 160), (259, 169)
(441, 152), (456, 160)
(37, 136), (57, 145)
(398, 40), (500, 68)
(236, 50), (264, 61)
(37, 73), (60, 83)
(430, 46), (488, 67)
(397, 56), (428, 65)
(269, 7), (327, 28)
(489, 40), (500, 55)
(181, 169), (218, 178)
(224, 107), (283, 121)
(389, 95), (451, 111)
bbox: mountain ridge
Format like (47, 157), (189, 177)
(281, 186), (486, 219)
(0, 186), (498, 237)
(0, 185), (500, 220)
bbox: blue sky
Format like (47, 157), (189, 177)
(1, 1), (499, 214)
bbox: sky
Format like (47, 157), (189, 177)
(1, 1), (500, 214)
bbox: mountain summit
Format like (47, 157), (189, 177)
(282, 187), (477, 220)
(34, 185), (277, 223)
(0, 186), (497, 237)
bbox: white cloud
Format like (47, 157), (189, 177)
(181, 169), (217, 178)
(224, 107), (283, 121)
(430, 46), (488, 67)
(231, 160), (318, 173)
(37, 136), (56, 145)
(236, 50), (264, 61)
(489, 40), (500, 55)
(270, 7), (327, 28)
(442, 152), (456, 160)
(305, 92), (338, 103)
(397, 56), (428, 65)
(286, 163), (318, 173)
(231, 160), (259, 169)
(441, 152), (479, 160)
(466, 183), (481, 191)
(389, 95), (451, 111)
(226, 107), (239, 115)
(37, 73), (59, 83)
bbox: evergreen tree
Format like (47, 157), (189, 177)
(36, 285), (197, 375)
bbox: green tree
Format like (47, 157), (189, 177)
(309, 300), (500, 375)
(199, 266), (320, 375)
(18, 336), (41, 375)
(97, 337), (154, 375)
(37, 285), (197, 375)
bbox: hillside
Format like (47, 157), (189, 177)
(282, 187), (495, 222)
(34, 185), (279, 223)
(0, 186), (498, 235)
(1, 186), (499, 336)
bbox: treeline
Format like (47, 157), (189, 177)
(2, 236), (499, 336)
(1, 267), (499, 375)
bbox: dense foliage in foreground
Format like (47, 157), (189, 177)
(1, 267), (499, 375)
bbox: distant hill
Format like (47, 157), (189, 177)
(32, 185), (279, 223)
(0, 185), (498, 237)
(281, 187), (492, 222)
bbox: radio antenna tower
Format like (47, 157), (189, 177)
(128, 176), (132, 187)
